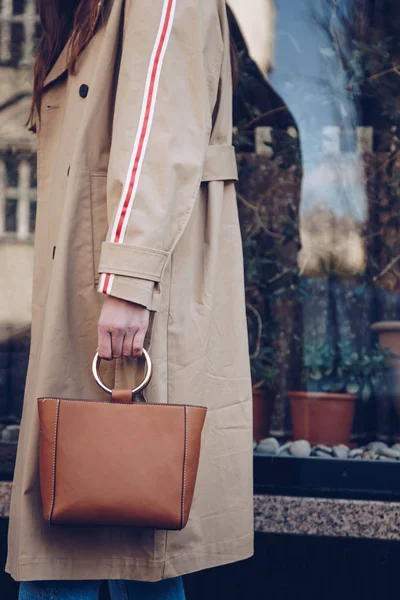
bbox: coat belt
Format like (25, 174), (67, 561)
(201, 145), (238, 182)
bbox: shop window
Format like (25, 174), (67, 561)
(229, 0), (400, 497)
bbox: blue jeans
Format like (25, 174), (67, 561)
(19, 578), (186, 600)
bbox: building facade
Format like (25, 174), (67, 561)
(0, 0), (38, 327)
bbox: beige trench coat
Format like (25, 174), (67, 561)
(6, 0), (253, 582)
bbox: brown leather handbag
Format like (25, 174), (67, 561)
(38, 350), (207, 530)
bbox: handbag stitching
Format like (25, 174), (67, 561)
(49, 398), (60, 524)
(41, 400), (202, 529)
(38, 397), (207, 410)
(181, 405), (188, 529)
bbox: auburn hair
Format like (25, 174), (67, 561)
(29, 0), (104, 129)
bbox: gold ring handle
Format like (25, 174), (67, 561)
(92, 349), (153, 397)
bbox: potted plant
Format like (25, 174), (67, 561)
(251, 353), (278, 443)
(231, 18), (302, 442)
(371, 322), (400, 423)
(239, 155), (301, 442)
(289, 341), (390, 445)
(247, 302), (278, 443)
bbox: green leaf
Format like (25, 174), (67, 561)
(361, 385), (372, 403)
(346, 382), (360, 395)
(310, 368), (323, 381)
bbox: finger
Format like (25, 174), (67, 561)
(98, 327), (112, 360)
(111, 328), (125, 359)
(132, 325), (147, 359)
(122, 328), (136, 357)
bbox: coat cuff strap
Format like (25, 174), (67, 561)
(99, 242), (168, 281)
(201, 145), (238, 182)
(98, 275), (161, 311)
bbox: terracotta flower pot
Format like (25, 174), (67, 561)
(371, 321), (400, 420)
(289, 391), (356, 446)
(252, 388), (273, 443)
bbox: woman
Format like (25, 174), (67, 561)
(6, 0), (254, 598)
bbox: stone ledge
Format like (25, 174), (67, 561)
(0, 482), (11, 518)
(254, 495), (400, 540)
(2, 483), (400, 541)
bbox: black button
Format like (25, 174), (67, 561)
(79, 84), (89, 98)
(67, 166), (70, 176)
(52, 246), (56, 260)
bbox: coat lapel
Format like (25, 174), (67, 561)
(43, 1), (105, 89)
(43, 42), (70, 89)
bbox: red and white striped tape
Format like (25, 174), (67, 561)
(99, 0), (177, 295)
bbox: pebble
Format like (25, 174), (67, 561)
(257, 437), (280, 455)
(361, 451), (378, 460)
(278, 442), (292, 456)
(314, 444), (334, 455)
(367, 441), (388, 453)
(279, 449), (292, 457)
(379, 446), (400, 459)
(1, 425), (20, 442)
(290, 440), (311, 458)
(315, 450), (333, 458)
(254, 438), (400, 461)
(349, 448), (364, 459)
(333, 445), (349, 459)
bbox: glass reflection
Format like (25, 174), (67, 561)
(231, 0), (400, 455)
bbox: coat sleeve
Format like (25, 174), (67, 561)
(98, 0), (221, 310)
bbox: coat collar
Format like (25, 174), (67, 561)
(42, 1), (105, 89)
(43, 41), (70, 89)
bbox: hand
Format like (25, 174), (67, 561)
(98, 296), (150, 360)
